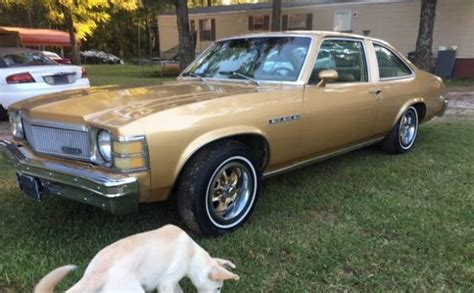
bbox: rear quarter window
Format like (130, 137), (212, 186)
(374, 44), (412, 79)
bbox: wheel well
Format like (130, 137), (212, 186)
(171, 134), (270, 199)
(412, 102), (427, 121)
(186, 134), (270, 173)
(220, 134), (270, 171)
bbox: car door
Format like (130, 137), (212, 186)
(371, 42), (417, 135)
(302, 38), (382, 157)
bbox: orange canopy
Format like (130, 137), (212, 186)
(0, 26), (79, 47)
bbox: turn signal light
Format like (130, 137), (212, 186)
(114, 156), (147, 171)
(6, 72), (35, 84)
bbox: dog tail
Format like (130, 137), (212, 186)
(34, 264), (77, 293)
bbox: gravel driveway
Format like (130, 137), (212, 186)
(0, 88), (473, 139)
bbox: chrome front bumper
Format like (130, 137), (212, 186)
(0, 139), (139, 215)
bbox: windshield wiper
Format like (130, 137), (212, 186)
(219, 71), (260, 86)
(182, 72), (206, 82)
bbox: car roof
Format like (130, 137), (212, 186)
(219, 30), (391, 46)
(0, 47), (42, 55)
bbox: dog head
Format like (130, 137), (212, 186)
(197, 258), (239, 293)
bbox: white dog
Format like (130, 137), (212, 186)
(34, 225), (239, 293)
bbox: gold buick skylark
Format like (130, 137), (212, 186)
(1, 31), (447, 235)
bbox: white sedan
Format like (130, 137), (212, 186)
(0, 48), (90, 116)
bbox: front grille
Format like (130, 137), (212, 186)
(23, 119), (91, 161)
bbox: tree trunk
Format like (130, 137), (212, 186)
(175, 0), (195, 71)
(63, 9), (80, 65)
(271, 0), (282, 32)
(207, 0), (212, 7)
(414, 0), (437, 72)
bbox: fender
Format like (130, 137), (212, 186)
(173, 126), (269, 180)
(391, 97), (425, 127)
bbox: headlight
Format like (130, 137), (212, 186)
(97, 130), (112, 162)
(9, 112), (24, 139)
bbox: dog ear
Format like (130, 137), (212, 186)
(214, 258), (236, 270)
(209, 265), (240, 281)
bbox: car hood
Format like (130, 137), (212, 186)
(11, 80), (260, 128)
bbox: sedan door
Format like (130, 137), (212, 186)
(301, 38), (382, 157)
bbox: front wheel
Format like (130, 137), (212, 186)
(381, 106), (419, 154)
(176, 141), (260, 236)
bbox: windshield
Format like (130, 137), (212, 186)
(183, 36), (311, 82)
(1, 52), (56, 68)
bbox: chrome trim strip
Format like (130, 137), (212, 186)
(113, 152), (146, 158)
(263, 137), (383, 178)
(19, 112), (88, 132)
(113, 135), (147, 143)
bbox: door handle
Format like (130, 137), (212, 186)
(369, 89), (382, 95)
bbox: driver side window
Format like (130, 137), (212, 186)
(310, 39), (368, 84)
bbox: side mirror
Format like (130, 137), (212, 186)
(317, 69), (338, 87)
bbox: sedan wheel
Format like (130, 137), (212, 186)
(398, 107), (418, 150)
(206, 157), (257, 229)
(176, 140), (261, 236)
(381, 106), (419, 154)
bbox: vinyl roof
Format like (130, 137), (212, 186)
(160, 0), (414, 15)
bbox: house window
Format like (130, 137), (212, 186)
(248, 15), (270, 31)
(334, 11), (352, 32)
(282, 13), (312, 30)
(190, 20), (196, 33)
(289, 14), (307, 29)
(199, 19), (215, 41)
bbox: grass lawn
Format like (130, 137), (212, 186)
(0, 66), (473, 291)
(445, 79), (474, 88)
(85, 64), (173, 87)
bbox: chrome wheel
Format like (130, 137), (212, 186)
(206, 156), (257, 229)
(398, 107), (418, 149)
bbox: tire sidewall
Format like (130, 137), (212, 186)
(191, 143), (261, 235)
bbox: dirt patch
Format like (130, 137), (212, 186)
(443, 87), (474, 118)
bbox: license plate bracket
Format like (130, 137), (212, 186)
(16, 173), (44, 202)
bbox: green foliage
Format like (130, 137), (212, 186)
(0, 0), (139, 40)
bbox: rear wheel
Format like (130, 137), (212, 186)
(176, 140), (261, 236)
(381, 106), (419, 154)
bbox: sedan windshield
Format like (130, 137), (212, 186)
(0, 52), (56, 68)
(183, 36), (311, 82)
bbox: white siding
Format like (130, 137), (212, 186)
(158, 0), (474, 58)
